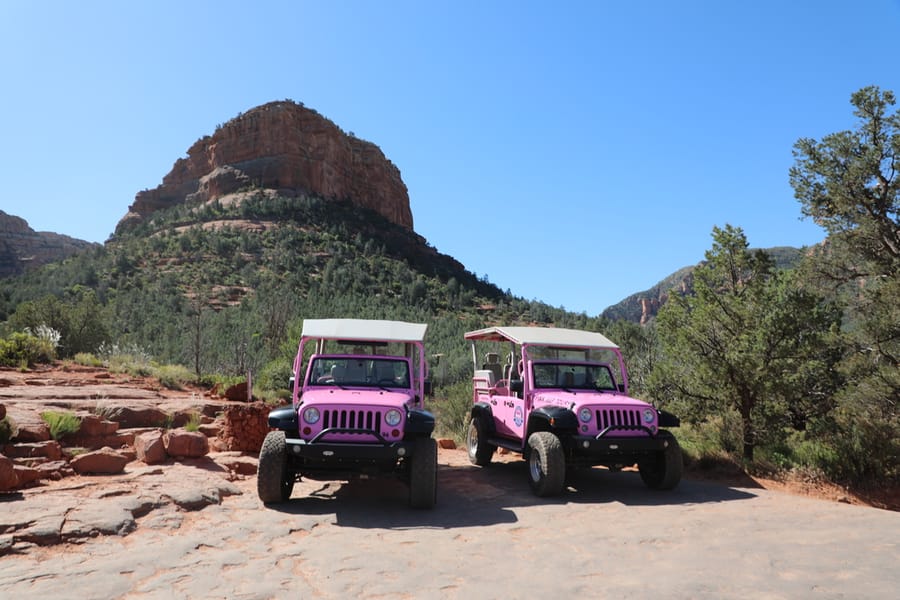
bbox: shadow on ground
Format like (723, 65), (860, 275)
(267, 457), (757, 529)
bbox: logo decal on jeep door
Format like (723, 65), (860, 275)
(514, 406), (524, 427)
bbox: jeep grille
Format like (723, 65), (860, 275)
(322, 409), (382, 432)
(596, 408), (643, 431)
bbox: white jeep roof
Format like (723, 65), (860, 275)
(464, 326), (618, 349)
(301, 319), (427, 343)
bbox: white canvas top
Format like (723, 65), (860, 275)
(301, 319), (427, 343)
(465, 326), (618, 349)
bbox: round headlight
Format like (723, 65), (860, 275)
(303, 407), (320, 424)
(643, 409), (656, 424)
(385, 409), (402, 426)
(578, 407), (592, 423)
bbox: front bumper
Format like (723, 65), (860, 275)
(569, 434), (669, 458)
(284, 437), (416, 464)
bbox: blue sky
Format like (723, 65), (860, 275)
(2, 1), (899, 315)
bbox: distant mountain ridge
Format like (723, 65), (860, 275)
(0, 210), (97, 279)
(601, 246), (806, 323)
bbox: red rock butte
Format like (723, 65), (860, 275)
(116, 101), (412, 234)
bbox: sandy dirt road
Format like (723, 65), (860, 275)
(1, 448), (898, 599)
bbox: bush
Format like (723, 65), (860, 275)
(98, 342), (152, 375)
(41, 411), (81, 440)
(673, 413), (743, 463)
(184, 412), (202, 432)
(152, 364), (194, 390)
(73, 352), (103, 367)
(0, 331), (57, 367)
(828, 414), (900, 483)
(432, 380), (473, 442)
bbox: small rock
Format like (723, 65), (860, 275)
(437, 438), (457, 449)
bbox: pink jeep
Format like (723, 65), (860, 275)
(464, 326), (682, 496)
(258, 319), (437, 508)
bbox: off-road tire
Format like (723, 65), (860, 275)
(409, 437), (437, 509)
(638, 430), (683, 490)
(258, 431), (294, 504)
(466, 416), (496, 466)
(527, 431), (565, 497)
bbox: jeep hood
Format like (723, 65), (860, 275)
(533, 390), (651, 409)
(299, 388), (413, 408)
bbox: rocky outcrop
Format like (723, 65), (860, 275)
(117, 101), (412, 234)
(0, 210), (97, 278)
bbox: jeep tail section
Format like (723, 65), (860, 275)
(464, 326), (682, 496)
(258, 318), (437, 509)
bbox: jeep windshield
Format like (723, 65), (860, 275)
(532, 362), (617, 391)
(308, 356), (411, 388)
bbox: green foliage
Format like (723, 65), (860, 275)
(40, 410), (81, 440)
(0, 331), (57, 367)
(432, 379), (474, 442)
(184, 412), (202, 432)
(72, 352), (103, 367)
(9, 287), (109, 358)
(73, 352), (103, 367)
(99, 342), (153, 376)
(153, 364), (195, 390)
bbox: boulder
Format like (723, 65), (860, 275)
(77, 414), (119, 436)
(164, 430), (209, 458)
(102, 406), (169, 429)
(135, 430), (168, 465)
(6, 409), (50, 442)
(70, 447), (129, 475)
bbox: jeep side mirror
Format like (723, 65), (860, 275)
(423, 380), (433, 397)
(510, 379), (524, 394)
(288, 376), (295, 391)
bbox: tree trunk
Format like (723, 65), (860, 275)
(741, 395), (755, 462)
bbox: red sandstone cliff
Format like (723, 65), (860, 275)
(117, 101), (412, 234)
(0, 210), (97, 278)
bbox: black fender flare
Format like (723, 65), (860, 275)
(527, 405), (577, 437)
(267, 405), (298, 430)
(405, 408), (436, 436)
(658, 409), (680, 428)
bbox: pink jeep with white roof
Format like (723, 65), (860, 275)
(465, 326), (682, 496)
(257, 319), (437, 508)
